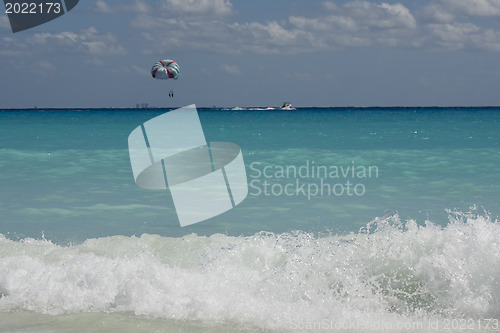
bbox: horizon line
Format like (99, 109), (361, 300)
(1, 105), (500, 111)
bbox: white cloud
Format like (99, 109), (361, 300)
(418, 0), (500, 50)
(289, 15), (356, 32)
(440, 0), (500, 17)
(130, 1), (420, 54)
(339, 1), (417, 30)
(29, 27), (126, 55)
(420, 0), (500, 23)
(131, 16), (236, 52)
(90, 0), (500, 54)
(226, 20), (325, 53)
(95, 0), (113, 13)
(161, 0), (233, 16)
(233, 21), (305, 48)
(221, 64), (241, 75)
(94, 0), (151, 14)
(287, 1), (418, 48)
(132, 0), (151, 13)
(0, 36), (25, 56)
(378, 3), (417, 29)
(425, 22), (500, 51)
(427, 22), (480, 47)
(295, 1), (418, 32)
(420, 3), (455, 23)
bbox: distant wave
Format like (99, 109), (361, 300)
(1, 210), (499, 331)
(228, 106), (278, 111)
(223, 106), (296, 111)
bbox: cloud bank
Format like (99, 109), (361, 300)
(2, 0), (500, 57)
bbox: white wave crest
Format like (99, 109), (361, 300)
(1, 210), (499, 331)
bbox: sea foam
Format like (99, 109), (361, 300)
(1, 210), (499, 331)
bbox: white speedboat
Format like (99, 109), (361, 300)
(281, 102), (294, 110)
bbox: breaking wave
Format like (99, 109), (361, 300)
(1, 209), (499, 331)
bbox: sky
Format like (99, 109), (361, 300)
(1, 0), (500, 108)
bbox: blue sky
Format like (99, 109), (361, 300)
(1, 0), (500, 108)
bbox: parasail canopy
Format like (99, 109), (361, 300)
(151, 60), (180, 80)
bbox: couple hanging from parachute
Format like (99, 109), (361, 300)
(151, 59), (180, 98)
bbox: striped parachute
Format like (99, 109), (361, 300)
(151, 60), (180, 80)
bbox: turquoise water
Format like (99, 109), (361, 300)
(1, 107), (500, 331)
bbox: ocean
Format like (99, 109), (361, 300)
(0, 106), (499, 332)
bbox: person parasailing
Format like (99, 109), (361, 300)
(151, 59), (180, 98)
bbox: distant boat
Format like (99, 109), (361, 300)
(281, 102), (294, 110)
